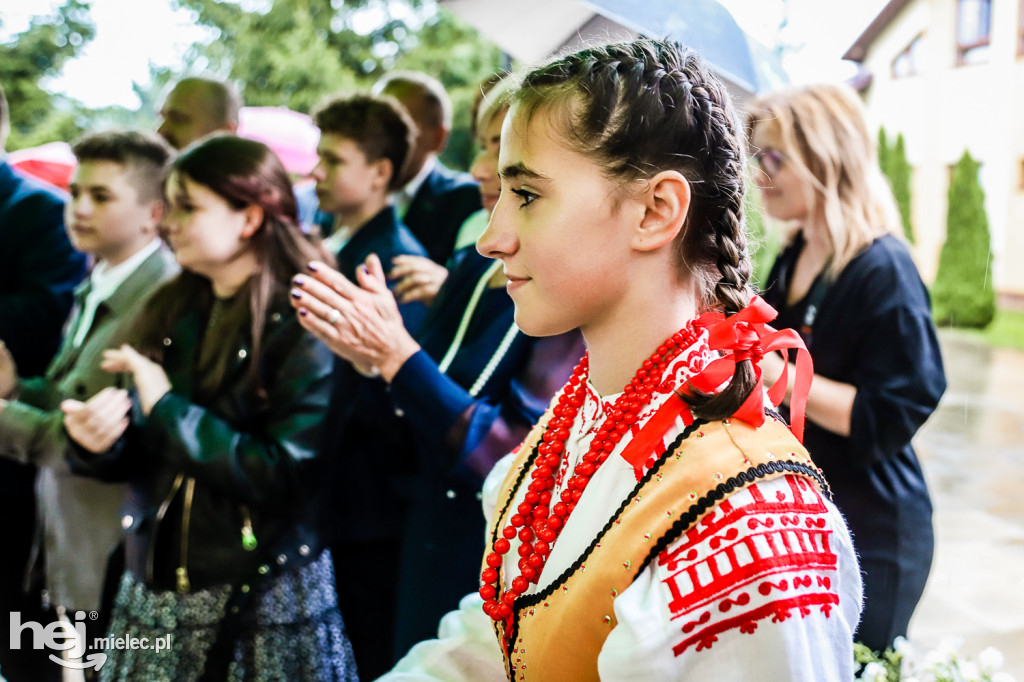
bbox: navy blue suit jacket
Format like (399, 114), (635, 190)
(0, 160), (87, 377)
(402, 161), (481, 266)
(316, 204), (430, 542)
(0, 160), (87, 499)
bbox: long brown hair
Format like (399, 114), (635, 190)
(137, 134), (328, 396)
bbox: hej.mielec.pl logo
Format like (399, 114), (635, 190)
(10, 610), (171, 671)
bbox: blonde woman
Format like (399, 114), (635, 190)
(748, 83), (946, 653)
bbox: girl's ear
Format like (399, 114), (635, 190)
(632, 170), (691, 252)
(240, 204), (264, 239)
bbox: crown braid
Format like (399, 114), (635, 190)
(515, 38), (757, 419)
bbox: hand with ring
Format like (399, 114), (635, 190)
(289, 254), (421, 381)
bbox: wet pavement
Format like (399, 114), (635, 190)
(907, 329), (1024, 678)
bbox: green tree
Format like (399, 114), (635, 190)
(890, 133), (914, 243)
(0, 0), (95, 150)
(877, 126), (891, 178)
(172, 0), (504, 169)
(877, 127), (914, 243)
(931, 151), (996, 328)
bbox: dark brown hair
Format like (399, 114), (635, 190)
(71, 129), (173, 203)
(513, 39), (755, 420)
(312, 93), (416, 191)
(138, 134), (328, 398)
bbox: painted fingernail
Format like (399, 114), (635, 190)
(291, 289), (302, 300)
(358, 264), (369, 275)
(293, 275), (305, 287)
(299, 308), (308, 317)
(307, 262), (319, 272)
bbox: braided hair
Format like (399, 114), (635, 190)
(512, 38), (756, 420)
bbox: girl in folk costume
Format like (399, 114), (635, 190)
(384, 39), (862, 681)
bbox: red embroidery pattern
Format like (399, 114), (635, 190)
(657, 476), (840, 656)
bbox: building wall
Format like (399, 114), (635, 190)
(857, 0), (1024, 297)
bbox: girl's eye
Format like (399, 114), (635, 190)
(509, 188), (538, 208)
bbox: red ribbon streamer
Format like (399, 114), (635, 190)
(688, 296), (812, 442)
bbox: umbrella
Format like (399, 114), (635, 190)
(237, 106), (320, 177)
(8, 141), (77, 192)
(439, 0), (786, 98)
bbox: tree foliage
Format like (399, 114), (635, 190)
(932, 150), (996, 328)
(877, 126), (890, 177)
(890, 133), (914, 243)
(877, 127), (914, 243)
(172, 0), (505, 169)
(0, 0), (96, 150)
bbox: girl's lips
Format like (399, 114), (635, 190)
(505, 274), (529, 293)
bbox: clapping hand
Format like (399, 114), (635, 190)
(390, 254), (448, 306)
(61, 387), (132, 454)
(290, 254), (421, 382)
(100, 344), (171, 416)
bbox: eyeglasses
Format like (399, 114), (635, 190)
(751, 149), (786, 175)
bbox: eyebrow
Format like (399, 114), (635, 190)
(69, 183), (113, 193)
(499, 162), (548, 183)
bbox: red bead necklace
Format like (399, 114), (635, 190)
(480, 327), (698, 626)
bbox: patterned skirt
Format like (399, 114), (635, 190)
(99, 550), (358, 681)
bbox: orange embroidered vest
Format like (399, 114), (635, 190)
(484, 414), (827, 681)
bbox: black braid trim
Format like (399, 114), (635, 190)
(636, 459), (830, 578)
(503, 419), (707, 663)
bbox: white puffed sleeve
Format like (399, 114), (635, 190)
(598, 476), (863, 682)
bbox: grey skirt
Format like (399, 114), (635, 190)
(98, 549), (358, 681)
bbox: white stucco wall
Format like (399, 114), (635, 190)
(857, 0), (1024, 296)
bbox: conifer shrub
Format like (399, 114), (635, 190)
(891, 133), (915, 243)
(932, 151), (996, 328)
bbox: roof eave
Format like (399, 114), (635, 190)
(842, 0), (914, 63)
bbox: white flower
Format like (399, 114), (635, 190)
(991, 673), (1015, 682)
(893, 636), (915, 657)
(936, 635), (964, 657)
(978, 646), (1004, 673)
(861, 661), (887, 682)
(959, 660), (981, 681)
(924, 648), (949, 669)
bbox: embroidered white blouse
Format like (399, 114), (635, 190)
(382, 332), (863, 681)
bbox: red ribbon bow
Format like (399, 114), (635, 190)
(689, 295), (812, 442)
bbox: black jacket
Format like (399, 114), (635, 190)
(69, 292), (334, 592)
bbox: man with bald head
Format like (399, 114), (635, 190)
(156, 76), (241, 149)
(373, 71), (480, 265)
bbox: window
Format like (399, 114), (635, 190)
(957, 0), (991, 65)
(892, 34), (924, 78)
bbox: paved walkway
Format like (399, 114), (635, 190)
(907, 330), (1024, 679)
